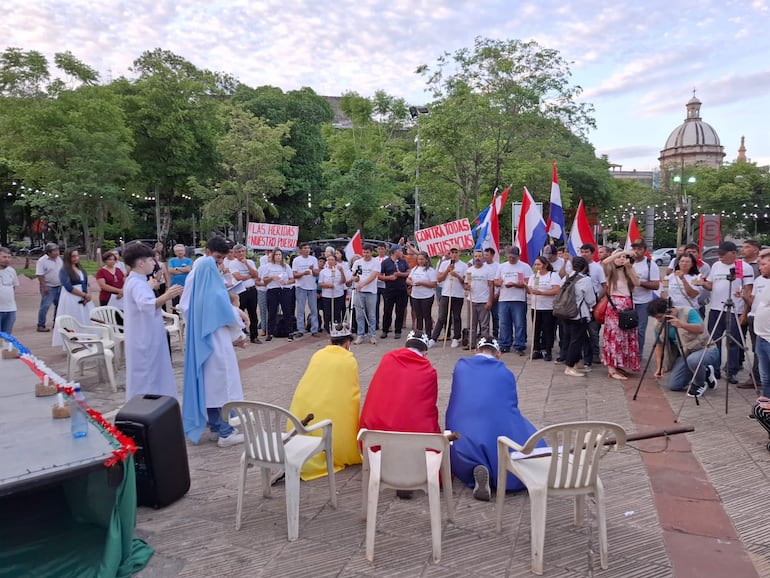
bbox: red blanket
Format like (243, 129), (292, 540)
(359, 348), (440, 434)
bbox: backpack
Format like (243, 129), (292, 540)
(553, 274), (581, 320)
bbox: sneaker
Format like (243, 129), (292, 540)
(516, 349), (526, 356)
(36, 325), (50, 333)
(295, 332), (304, 338)
(250, 337), (262, 344)
(395, 490), (414, 499)
(451, 339), (460, 348)
(687, 382), (707, 398)
(554, 358), (566, 364)
(543, 352), (552, 362)
(369, 336), (378, 345)
(353, 336), (364, 345)
(427, 338), (436, 349)
(311, 333), (320, 337)
(472, 465), (491, 501)
(266, 335), (273, 341)
(394, 333), (402, 339)
(727, 375), (739, 385)
(217, 432), (245, 447)
(500, 348), (510, 353)
(565, 367), (586, 377)
(380, 332), (389, 339)
(705, 365), (718, 389)
(287, 334), (294, 342)
(531, 350), (543, 360)
(208, 431), (220, 442)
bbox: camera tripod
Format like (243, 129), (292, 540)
(672, 270), (757, 420)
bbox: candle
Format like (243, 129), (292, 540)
(44, 375), (50, 387)
(57, 392), (64, 407)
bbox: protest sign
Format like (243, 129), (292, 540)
(414, 218), (474, 257)
(247, 223), (299, 251)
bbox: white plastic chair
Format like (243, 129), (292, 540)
(90, 306), (125, 366)
(54, 315), (117, 392)
(162, 310), (184, 352)
(221, 401), (336, 541)
(495, 421), (626, 575)
(357, 429), (455, 563)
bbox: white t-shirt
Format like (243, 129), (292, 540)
(318, 267), (346, 298)
(355, 257), (381, 294)
(587, 261), (606, 296)
(665, 273), (701, 309)
(227, 259), (256, 292)
(261, 263), (292, 290)
(631, 257), (660, 304)
(751, 275), (770, 316)
(436, 259), (468, 299)
(485, 262), (500, 297)
(408, 266), (438, 300)
(35, 255), (63, 287)
(753, 282), (770, 339)
(0, 266), (19, 312)
(528, 271), (563, 310)
(467, 264), (494, 303)
(707, 260), (754, 314)
(497, 261), (533, 302)
(376, 256), (386, 289)
(292, 255), (319, 291)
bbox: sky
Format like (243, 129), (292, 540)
(3, 0), (769, 170)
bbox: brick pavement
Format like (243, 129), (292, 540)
(6, 288), (770, 577)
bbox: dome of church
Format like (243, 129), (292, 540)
(659, 94), (724, 172)
(664, 97), (721, 148)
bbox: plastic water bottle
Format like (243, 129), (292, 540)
(70, 386), (89, 438)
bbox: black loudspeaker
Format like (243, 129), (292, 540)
(115, 394), (190, 508)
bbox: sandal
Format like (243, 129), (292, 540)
(609, 370), (628, 381)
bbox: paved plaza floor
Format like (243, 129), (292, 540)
(7, 285), (770, 577)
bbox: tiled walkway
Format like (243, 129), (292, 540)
(8, 291), (769, 577)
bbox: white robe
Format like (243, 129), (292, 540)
(123, 271), (177, 401)
(179, 258), (243, 409)
(52, 270), (95, 348)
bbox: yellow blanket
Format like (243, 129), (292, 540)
(289, 345), (362, 480)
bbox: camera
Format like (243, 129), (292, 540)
(726, 266), (737, 282)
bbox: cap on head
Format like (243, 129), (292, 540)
(718, 241), (737, 254)
(631, 238), (646, 248)
(390, 244), (402, 254)
(476, 336), (500, 353)
(405, 330), (430, 351)
(507, 246), (520, 256)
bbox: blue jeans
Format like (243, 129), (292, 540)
(207, 407), (234, 438)
(635, 302), (650, 356)
(257, 290), (268, 332)
(354, 291), (377, 337)
(295, 287), (318, 334)
(499, 301), (527, 351)
(666, 348), (720, 391)
(0, 311), (16, 334)
(37, 285), (61, 328)
(707, 309), (742, 377)
(756, 336), (770, 398)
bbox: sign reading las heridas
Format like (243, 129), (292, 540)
(415, 219), (474, 257)
(247, 223), (299, 251)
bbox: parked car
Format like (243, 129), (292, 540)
(651, 247), (676, 267)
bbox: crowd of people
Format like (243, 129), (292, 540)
(4, 233), (770, 454)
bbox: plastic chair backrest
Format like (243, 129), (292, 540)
(90, 306), (124, 333)
(358, 430), (448, 488)
(222, 401), (308, 466)
(524, 421), (626, 490)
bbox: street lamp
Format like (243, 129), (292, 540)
(673, 174), (696, 245)
(409, 106), (429, 233)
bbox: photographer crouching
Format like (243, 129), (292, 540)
(648, 297), (719, 398)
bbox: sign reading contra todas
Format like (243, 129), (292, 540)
(414, 219), (474, 257)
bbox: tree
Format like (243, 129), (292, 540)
(198, 105), (294, 241)
(415, 37), (607, 224)
(115, 49), (226, 244)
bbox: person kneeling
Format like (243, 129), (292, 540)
(445, 336), (546, 501)
(648, 297), (719, 398)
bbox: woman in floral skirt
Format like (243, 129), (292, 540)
(601, 249), (640, 380)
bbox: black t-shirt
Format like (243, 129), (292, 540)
(381, 257), (409, 291)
